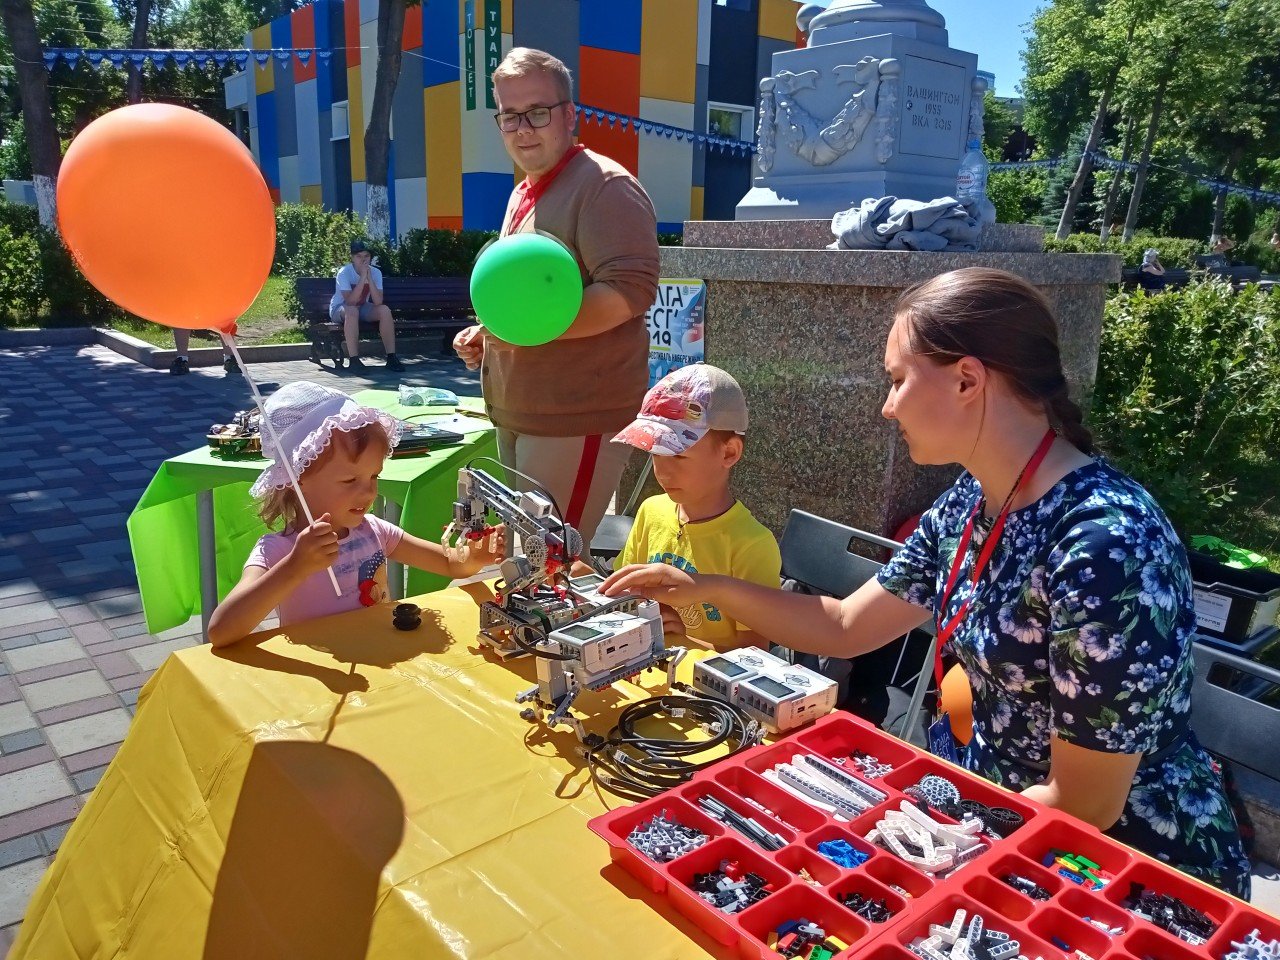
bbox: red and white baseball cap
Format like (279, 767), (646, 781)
(612, 363), (748, 456)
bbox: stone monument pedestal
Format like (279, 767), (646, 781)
(742, 0), (989, 221)
(619, 222), (1121, 541)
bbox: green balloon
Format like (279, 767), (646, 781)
(469, 233), (584, 346)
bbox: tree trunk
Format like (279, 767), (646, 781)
(1055, 18), (1136, 241)
(1054, 82), (1115, 240)
(0, 0), (61, 229)
(1122, 73), (1169, 242)
(1098, 111), (1136, 242)
(1209, 144), (1244, 243)
(126, 0), (152, 104)
(364, 0), (406, 242)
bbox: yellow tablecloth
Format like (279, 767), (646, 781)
(11, 588), (731, 960)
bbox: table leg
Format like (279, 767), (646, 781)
(197, 489), (218, 643)
(382, 498), (404, 600)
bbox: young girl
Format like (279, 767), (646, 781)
(208, 381), (502, 647)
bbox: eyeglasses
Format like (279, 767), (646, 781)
(493, 101), (570, 133)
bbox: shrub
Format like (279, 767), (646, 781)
(0, 198), (38, 235)
(0, 206), (118, 324)
(1238, 217), (1280, 274)
(1046, 233), (1206, 269)
(0, 222), (44, 322)
(989, 168), (1049, 225)
(37, 228), (117, 321)
(274, 202), (368, 278)
(1090, 280), (1280, 537)
(395, 228), (495, 276)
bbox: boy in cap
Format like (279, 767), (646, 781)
(330, 241), (404, 372)
(611, 363), (780, 650)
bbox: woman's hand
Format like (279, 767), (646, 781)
(285, 513), (339, 576)
(601, 563), (705, 607)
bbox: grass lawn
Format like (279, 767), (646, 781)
(106, 275), (305, 347)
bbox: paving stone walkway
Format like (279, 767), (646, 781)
(0, 342), (479, 951)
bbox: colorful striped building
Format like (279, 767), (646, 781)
(226, 0), (802, 236)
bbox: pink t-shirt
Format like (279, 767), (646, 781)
(245, 515), (405, 626)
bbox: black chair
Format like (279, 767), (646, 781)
(588, 458), (654, 571)
(1189, 640), (1280, 782)
(776, 509), (935, 741)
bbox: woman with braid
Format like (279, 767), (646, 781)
(603, 268), (1249, 896)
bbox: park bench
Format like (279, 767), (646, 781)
(1194, 255), (1262, 286)
(1120, 266), (1192, 290)
(297, 276), (474, 369)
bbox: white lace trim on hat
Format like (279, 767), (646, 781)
(250, 407), (402, 497)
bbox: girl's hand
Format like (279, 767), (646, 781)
(286, 513), (339, 576)
(458, 525), (506, 574)
(601, 563), (703, 607)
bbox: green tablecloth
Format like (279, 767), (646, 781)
(127, 390), (497, 634)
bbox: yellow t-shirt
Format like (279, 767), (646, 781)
(617, 494), (781, 650)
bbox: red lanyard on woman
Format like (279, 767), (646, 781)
(932, 429), (1057, 688)
(504, 144), (585, 236)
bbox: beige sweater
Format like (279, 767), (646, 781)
(482, 148), (659, 437)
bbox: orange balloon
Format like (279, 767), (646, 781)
(57, 104), (274, 331)
(941, 662), (974, 746)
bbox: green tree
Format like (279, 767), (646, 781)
(1024, 0), (1280, 244)
(1097, 111), (1135, 241)
(1020, 0), (1107, 155)
(1181, 0), (1280, 242)
(982, 92), (1015, 156)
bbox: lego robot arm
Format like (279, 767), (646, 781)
(444, 468), (583, 589)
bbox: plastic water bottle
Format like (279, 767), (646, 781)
(956, 139), (996, 224)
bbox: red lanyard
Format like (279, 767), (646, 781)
(505, 144), (585, 236)
(933, 429), (1057, 687)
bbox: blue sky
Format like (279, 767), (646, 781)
(821, 0), (1043, 97)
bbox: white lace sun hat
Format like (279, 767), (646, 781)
(249, 381), (402, 499)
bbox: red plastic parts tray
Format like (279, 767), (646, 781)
(588, 711), (1274, 959)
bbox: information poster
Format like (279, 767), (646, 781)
(646, 279), (705, 387)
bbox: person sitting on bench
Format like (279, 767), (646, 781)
(330, 241), (404, 372)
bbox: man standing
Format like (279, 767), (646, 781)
(454, 48), (658, 547)
(332, 240), (404, 372)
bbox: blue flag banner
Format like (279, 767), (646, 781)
(573, 103), (755, 156)
(43, 48), (332, 73)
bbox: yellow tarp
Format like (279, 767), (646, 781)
(12, 587), (729, 959)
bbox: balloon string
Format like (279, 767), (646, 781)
(222, 332), (342, 598)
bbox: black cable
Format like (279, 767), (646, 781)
(581, 693), (762, 802)
(511, 623), (576, 661)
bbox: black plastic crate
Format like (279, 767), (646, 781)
(1187, 551), (1280, 646)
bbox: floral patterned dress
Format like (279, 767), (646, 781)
(877, 460), (1251, 897)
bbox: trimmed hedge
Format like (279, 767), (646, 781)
(1091, 279), (1280, 539)
(1046, 233), (1207, 269)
